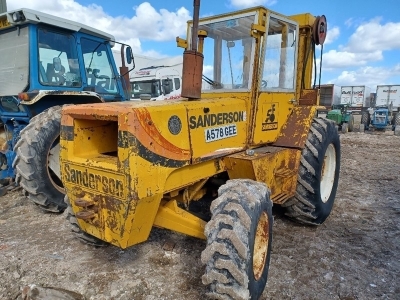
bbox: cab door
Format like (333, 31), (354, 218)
(252, 14), (299, 145)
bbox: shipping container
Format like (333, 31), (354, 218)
(340, 86), (371, 108)
(319, 84), (341, 107)
(376, 85), (400, 111)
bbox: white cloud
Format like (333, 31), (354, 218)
(324, 26), (340, 45)
(321, 50), (383, 69)
(8, 1), (191, 56)
(229, 0), (277, 9)
(345, 18), (400, 53)
(321, 18), (400, 71)
(327, 65), (400, 89)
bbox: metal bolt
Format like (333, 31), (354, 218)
(246, 149), (255, 156)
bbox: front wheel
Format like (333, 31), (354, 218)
(201, 179), (273, 300)
(283, 118), (340, 225)
(13, 106), (66, 212)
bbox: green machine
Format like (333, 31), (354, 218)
(326, 104), (354, 133)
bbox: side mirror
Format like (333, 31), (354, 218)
(227, 41), (235, 48)
(126, 46), (133, 65)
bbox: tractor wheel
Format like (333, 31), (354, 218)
(282, 118), (340, 225)
(13, 106), (65, 212)
(361, 111), (370, 130)
(394, 113), (400, 126)
(341, 123), (348, 134)
(64, 196), (107, 246)
(348, 114), (354, 132)
(201, 179), (273, 300)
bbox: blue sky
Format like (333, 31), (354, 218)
(8, 0), (400, 89)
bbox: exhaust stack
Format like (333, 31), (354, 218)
(181, 0), (204, 100)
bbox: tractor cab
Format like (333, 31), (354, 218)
(326, 104), (354, 133)
(0, 8), (133, 198)
(0, 8), (132, 117)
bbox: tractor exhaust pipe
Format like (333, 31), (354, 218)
(181, 0), (204, 100)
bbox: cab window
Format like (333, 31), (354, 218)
(38, 28), (81, 87)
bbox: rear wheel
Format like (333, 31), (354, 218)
(341, 123), (348, 134)
(201, 179), (273, 300)
(13, 106), (65, 212)
(348, 114), (354, 132)
(283, 118), (340, 225)
(361, 111), (370, 130)
(394, 113), (400, 126)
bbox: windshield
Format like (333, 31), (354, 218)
(198, 13), (257, 91)
(131, 79), (161, 98)
(81, 38), (119, 95)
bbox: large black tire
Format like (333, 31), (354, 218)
(13, 106), (66, 212)
(64, 196), (107, 246)
(282, 118), (340, 225)
(201, 179), (273, 300)
(361, 111), (370, 129)
(348, 114), (354, 132)
(394, 113), (400, 126)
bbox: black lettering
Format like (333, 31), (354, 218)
(102, 176), (109, 193)
(211, 114), (217, 126)
(223, 113), (228, 125)
(109, 178), (115, 195)
(229, 125), (233, 135)
(204, 114), (211, 127)
(238, 111), (244, 121)
(232, 126), (237, 135)
(206, 130), (211, 141)
(76, 170), (82, 185)
(83, 170), (88, 187)
(189, 116), (197, 129)
(211, 129), (215, 140)
(196, 115), (204, 128)
(64, 164), (70, 181)
(233, 112), (238, 122)
(228, 112), (233, 123)
(89, 174), (95, 189)
(225, 127), (229, 136)
(70, 169), (76, 182)
(220, 128), (224, 137)
(95, 174), (101, 190)
(217, 113), (222, 125)
(116, 180), (124, 197)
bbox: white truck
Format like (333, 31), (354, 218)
(130, 65), (182, 101)
(376, 84), (400, 126)
(340, 85), (372, 114)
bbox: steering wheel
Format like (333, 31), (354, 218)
(261, 80), (268, 88)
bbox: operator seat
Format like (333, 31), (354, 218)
(46, 62), (66, 85)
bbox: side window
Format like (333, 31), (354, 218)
(261, 17), (296, 90)
(38, 28), (81, 87)
(174, 78), (181, 90)
(81, 38), (118, 94)
(162, 78), (173, 94)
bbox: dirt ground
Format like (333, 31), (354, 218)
(0, 131), (399, 300)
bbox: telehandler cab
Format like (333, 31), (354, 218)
(60, 2), (340, 299)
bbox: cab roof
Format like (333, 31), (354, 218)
(0, 8), (115, 42)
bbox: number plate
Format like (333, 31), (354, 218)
(204, 124), (237, 143)
(0, 16), (11, 29)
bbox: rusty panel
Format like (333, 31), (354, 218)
(299, 89), (319, 105)
(273, 105), (316, 149)
(225, 147), (301, 203)
(181, 50), (204, 99)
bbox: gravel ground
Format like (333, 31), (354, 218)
(0, 131), (399, 300)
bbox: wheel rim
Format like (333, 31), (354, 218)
(253, 211), (269, 280)
(47, 135), (64, 193)
(320, 143), (336, 203)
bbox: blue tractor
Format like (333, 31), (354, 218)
(0, 8), (133, 211)
(361, 107), (394, 131)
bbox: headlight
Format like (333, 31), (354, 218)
(11, 11), (25, 22)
